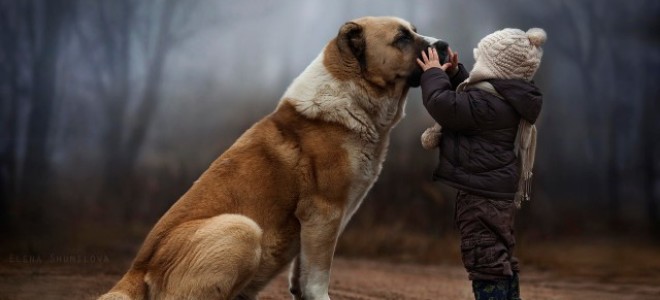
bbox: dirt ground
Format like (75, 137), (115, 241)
(1, 256), (659, 300)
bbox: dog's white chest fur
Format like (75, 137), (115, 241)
(339, 136), (390, 231)
(282, 49), (406, 232)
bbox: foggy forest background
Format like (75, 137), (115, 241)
(1, 0), (659, 264)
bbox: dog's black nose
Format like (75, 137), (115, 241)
(432, 40), (449, 64)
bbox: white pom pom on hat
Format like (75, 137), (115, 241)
(526, 28), (547, 47)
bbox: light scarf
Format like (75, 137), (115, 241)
(463, 81), (537, 208)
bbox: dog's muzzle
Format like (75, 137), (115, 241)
(407, 38), (450, 87)
(431, 40), (450, 64)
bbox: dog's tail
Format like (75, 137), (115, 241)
(97, 268), (147, 300)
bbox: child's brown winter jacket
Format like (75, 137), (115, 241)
(421, 65), (543, 199)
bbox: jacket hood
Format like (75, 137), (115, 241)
(490, 79), (543, 123)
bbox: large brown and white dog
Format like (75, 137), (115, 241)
(99, 16), (447, 300)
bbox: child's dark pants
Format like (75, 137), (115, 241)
(455, 190), (519, 281)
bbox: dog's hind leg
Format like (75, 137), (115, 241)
(146, 214), (263, 300)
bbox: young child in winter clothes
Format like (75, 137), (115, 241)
(416, 28), (546, 300)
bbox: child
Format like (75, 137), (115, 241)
(416, 28), (546, 300)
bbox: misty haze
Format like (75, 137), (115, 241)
(1, 0), (659, 299)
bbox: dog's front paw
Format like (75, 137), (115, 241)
(298, 291), (330, 300)
(293, 295), (330, 300)
(289, 286), (302, 300)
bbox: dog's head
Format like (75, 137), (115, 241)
(332, 16), (448, 88)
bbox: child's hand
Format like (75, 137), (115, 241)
(416, 47), (452, 72)
(446, 47), (459, 75)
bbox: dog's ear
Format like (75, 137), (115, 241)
(337, 22), (365, 66)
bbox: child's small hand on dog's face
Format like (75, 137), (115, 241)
(417, 47), (454, 72)
(446, 47), (459, 75)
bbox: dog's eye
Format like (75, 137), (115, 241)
(395, 35), (412, 46)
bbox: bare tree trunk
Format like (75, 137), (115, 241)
(642, 65), (659, 234)
(0, 1), (20, 231)
(117, 0), (177, 222)
(72, 0), (183, 222)
(606, 53), (624, 228)
(606, 110), (622, 228)
(19, 0), (71, 229)
(93, 0), (134, 219)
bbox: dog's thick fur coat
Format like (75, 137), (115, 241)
(99, 16), (439, 300)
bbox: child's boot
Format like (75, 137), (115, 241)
(472, 279), (509, 300)
(508, 272), (521, 300)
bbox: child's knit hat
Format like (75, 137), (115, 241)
(470, 28), (546, 82)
